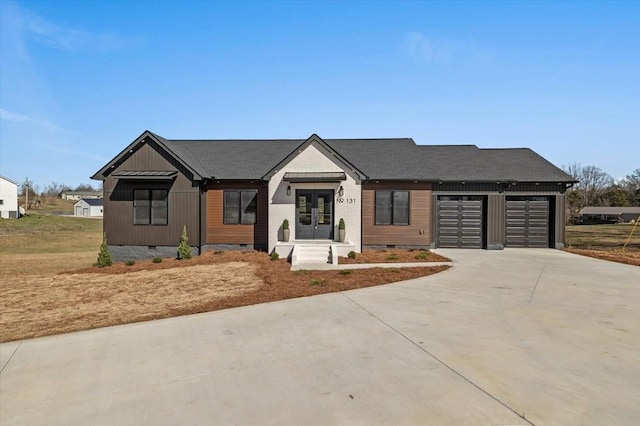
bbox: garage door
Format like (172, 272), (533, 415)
(506, 197), (550, 247)
(437, 196), (483, 248)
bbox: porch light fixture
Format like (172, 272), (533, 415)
(287, 185), (291, 196)
(338, 186), (344, 197)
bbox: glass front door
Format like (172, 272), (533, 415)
(295, 190), (334, 239)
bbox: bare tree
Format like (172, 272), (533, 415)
(619, 167), (640, 205)
(75, 183), (96, 192)
(563, 163), (613, 207)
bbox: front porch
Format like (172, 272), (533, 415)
(273, 240), (357, 269)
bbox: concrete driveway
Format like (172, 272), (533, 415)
(1, 249), (639, 425)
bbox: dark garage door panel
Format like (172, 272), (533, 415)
(506, 198), (550, 247)
(437, 198), (483, 248)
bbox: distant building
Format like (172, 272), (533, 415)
(0, 176), (19, 219)
(74, 198), (103, 217)
(60, 190), (102, 201)
(579, 207), (640, 224)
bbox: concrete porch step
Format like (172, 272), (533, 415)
(293, 244), (332, 265)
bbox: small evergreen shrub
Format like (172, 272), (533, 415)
(347, 251), (356, 259)
(125, 260), (135, 266)
(310, 279), (327, 286)
(338, 218), (346, 230)
(152, 256), (163, 263)
(338, 270), (353, 275)
(97, 233), (113, 268)
(282, 218), (289, 230)
(177, 225), (192, 260)
(270, 252), (280, 260)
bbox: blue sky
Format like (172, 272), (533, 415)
(1, 0), (638, 189)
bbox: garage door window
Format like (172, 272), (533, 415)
(375, 191), (409, 225)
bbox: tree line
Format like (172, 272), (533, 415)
(562, 164), (640, 220)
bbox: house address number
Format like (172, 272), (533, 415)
(336, 197), (357, 204)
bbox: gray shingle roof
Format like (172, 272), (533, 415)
(580, 207), (640, 215)
(98, 131), (576, 183)
(163, 138), (304, 180)
(80, 198), (103, 206)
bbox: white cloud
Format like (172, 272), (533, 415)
(404, 31), (490, 66)
(405, 32), (452, 64)
(37, 142), (107, 163)
(0, 108), (76, 133)
(0, 108), (31, 122)
(5, 1), (137, 53)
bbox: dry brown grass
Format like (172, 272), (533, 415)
(0, 252), (99, 275)
(566, 224), (640, 266)
(1, 262), (260, 342)
(0, 251), (449, 343)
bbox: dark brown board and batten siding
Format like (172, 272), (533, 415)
(205, 182), (268, 249)
(362, 181), (432, 247)
(103, 141), (200, 247)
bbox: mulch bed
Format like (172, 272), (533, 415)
(565, 248), (640, 267)
(340, 248), (450, 264)
(68, 250), (450, 320)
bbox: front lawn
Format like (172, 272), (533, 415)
(0, 250), (449, 342)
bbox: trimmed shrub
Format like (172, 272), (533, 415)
(415, 251), (429, 260)
(125, 260), (135, 266)
(270, 252), (280, 260)
(97, 233), (112, 268)
(152, 256), (163, 264)
(347, 250), (356, 259)
(177, 225), (192, 260)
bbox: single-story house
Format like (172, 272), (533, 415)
(61, 190), (102, 201)
(578, 206), (640, 224)
(0, 175), (19, 219)
(92, 131), (576, 260)
(74, 198), (103, 217)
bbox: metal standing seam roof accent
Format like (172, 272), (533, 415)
(111, 170), (178, 179)
(283, 172), (347, 182)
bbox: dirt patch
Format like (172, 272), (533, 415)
(565, 248), (640, 267)
(0, 251), (449, 342)
(340, 249), (450, 264)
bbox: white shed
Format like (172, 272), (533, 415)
(0, 176), (19, 219)
(74, 198), (103, 217)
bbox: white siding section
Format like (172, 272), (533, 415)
(268, 143), (362, 253)
(0, 177), (19, 219)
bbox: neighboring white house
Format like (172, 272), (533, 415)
(61, 190), (102, 201)
(0, 176), (19, 219)
(74, 198), (103, 217)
